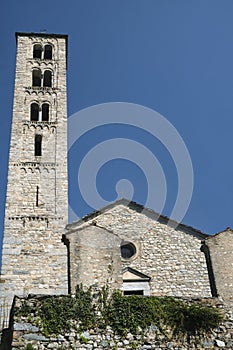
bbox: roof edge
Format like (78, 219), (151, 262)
(15, 32), (68, 39)
(67, 198), (209, 239)
(205, 226), (233, 240)
(123, 267), (151, 281)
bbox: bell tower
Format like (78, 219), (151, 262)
(0, 32), (68, 321)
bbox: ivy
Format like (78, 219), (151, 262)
(16, 285), (223, 336)
(40, 295), (76, 335)
(107, 291), (165, 334)
(26, 344), (35, 350)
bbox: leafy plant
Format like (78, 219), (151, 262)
(16, 285), (223, 337)
(26, 344), (35, 350)
(79, 335), (89, 344)
(14, 300), (35, 317)
(107, 291), (161, 334)
(73, 284), (97, 329)
(39, 295), (75, 335)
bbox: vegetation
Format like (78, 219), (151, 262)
(15, 285), (223, 337)
(106, 291), (222, 335)
(26, 344), (34, 350)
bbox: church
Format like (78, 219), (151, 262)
(0, 32), (233, 330)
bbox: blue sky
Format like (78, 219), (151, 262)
(1, 0), (233, 252)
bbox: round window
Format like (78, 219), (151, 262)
(121, 242), (136, 259)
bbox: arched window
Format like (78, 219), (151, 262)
(43, 70), (52, 87)
(32, 69), (41, 87)
(33, 44), (42, 59)
(42, 103), (49, 121)
(35, 135), (42, 156)
(44, 45), (52, 59)
(30, 103), (39, 121)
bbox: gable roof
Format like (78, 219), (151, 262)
(205, 227), (233, 240)
(63, 221), (116, 237)
(67, 198), (208, 239)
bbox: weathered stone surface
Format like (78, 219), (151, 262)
(65, 201), (211, 298)
(1, 32), (233, 350)
(57, 334), (65, 341)
(0, 32), (68, 325)
(100, 340), (109, 347)
(81, 331), (90, 339)
(6, 295), (233, 350)
(14, 322), (39, 332)
(23, 333), (49, 341)
(206, 228), (233, 307)
(215, 339), (225, 347)
(7, 306), (233, 350)
(65, 224), (122, 293)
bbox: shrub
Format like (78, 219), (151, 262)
(40, 295), (75, 335)
(16, 285), (223, 336)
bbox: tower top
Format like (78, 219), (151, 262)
(15, 32), (68, 66)
(15, 31), (68, 40)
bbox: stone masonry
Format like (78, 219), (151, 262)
(1, 31), (233, 339)
(4, 295), (233, 350)
(204, 228), (233, 307)
(63, 224), (123, 294)
(0, 33), (69, 323)
(64, 200), (212, 298)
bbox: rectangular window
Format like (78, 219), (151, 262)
(124, 290), (144, 296)
(35, 135), (42, 156)
(36, 186), (39, 207)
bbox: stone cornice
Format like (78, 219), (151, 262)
(11, 162), (59, 167)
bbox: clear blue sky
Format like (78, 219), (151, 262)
(1, 0), (233, 254)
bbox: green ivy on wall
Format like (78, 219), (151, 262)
(15, 285), (223, 337)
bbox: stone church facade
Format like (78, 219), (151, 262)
(0, 32), (233, 329)
(63, 199), (211, 298)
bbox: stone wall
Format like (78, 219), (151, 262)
(66, 201), (211, 298)
(64, 225), (123, 294)
(205, 228), (233, 307)
(0, 33), (69, 321)
(2, 296), (233, 350)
